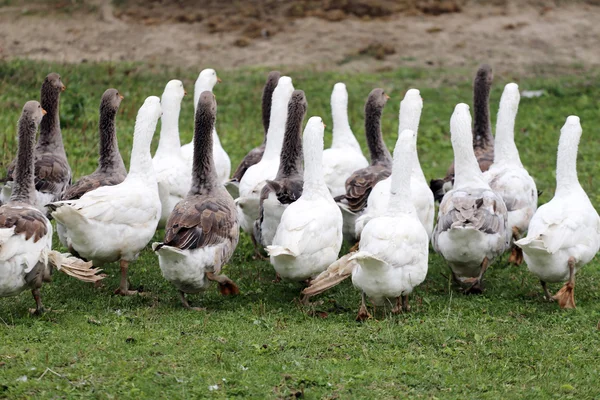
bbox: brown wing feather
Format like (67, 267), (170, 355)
(0, 204), (48, 242)
(62, 171), (126, 200)
(336, 164), (391, 212)
(436, 189), (507, 235)
(164, 194), (238, 252)
(34, 152), (71, 197)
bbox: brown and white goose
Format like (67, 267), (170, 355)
(0, 101), (103, 314)
(335, 88), (391, 243)
(2, 73), (71, 214)
(254, 90), (307, 250)
(226, 71), (281, 198)
(430, 64), (494, 202)
(153, 91), (240, 310)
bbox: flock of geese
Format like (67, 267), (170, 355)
(1, 65), (599, 320)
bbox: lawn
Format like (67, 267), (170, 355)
(1, 60), (600, 398)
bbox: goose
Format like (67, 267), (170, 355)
(48, 96), (162, 296)
(0, 101), (103, 314)
(516, 116), (600, 309)
(302, 130), (429, 321)
(266, 117), (343, 282)
(2, 73), (71, 214)
(237, 76), (295, 234)
(57, 88), (127, 247)
(153, 80), (190, 228)
(322, 83), (369, 198)
(432, 103), (509, 293)
(153, 91), (240, 310)
(254, 90), (307, 250)
(483, 83), (537, 265)
(430, 64), (494, 202)
(355, 89), (434, 239)
(181, 68), (230, 184)
(226, 71), (281, 199)
(335, 88), (391, 243)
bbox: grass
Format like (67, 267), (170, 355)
(1, 59), (600, 398)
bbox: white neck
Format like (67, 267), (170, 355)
(494, 83), (522, 166)
(128, 102), (160, 181)
(263, 77), (294, 160)
(451, 104), (489, 190)
(388, 129), (417, 216)
(302, 118), (329, 197)
(331, 83), (361, 150)
(398, 89), (425, 182)
(556, 116), (583, 196)
(156, 93), (182, 155)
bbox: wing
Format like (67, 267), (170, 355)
(163, 194), (238, 251)
(231, 146), (264, 182)
(435, 188), (507, 235)
(0, 204), (49, 243)
(335, 164), (391, 212)
(62, 171), (126, 201)
(34, 152), (71, 198)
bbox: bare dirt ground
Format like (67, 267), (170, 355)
(0, 0), (599, 75)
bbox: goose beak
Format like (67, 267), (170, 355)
(217, 77), (222, 83)
(42, 108), (47, 115)
(184, 90), (187, 96)
(119, 94), (124, 100)
(61, 85), (66, 92)
(384, 94), (390, 100)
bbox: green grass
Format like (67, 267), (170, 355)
(1, 59), (600, 398)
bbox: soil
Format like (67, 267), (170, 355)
(0, 0), (599, 75)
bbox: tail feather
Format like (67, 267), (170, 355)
(301, 252), (356, 298)
(266, 245), (297, 258)
(47, 250), (106, 283)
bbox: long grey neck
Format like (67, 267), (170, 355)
(365, 104), (391, 165)
(276, 97), (305, 179)
(190, 108), (218, 194)
(11, 118), (37, 204)
(473, 74), (493, 151)
(98, 104), (125, 173)
(37, 85), (65, 155)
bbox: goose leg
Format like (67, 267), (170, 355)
(30, 288), (45, 315)
(391, 297), (402, 314)
(508, 227), (524, 265)
(356, 291), (371, 322)
(553, 257), (576, 309)
(540, 280), (554, 302)
(250, 234), (267, 260)
(465, 257), (489, 294)
(114, 260), (139, 296)
(206, 272), (240, 296)
(178, 291), (205, 312)
(402, 295), (411, 312)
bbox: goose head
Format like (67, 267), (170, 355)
(43, 72), (66, 94)
(163, 79), (186, 101)
(22, 100), (46, 125)
(101, 88), (124, 112)
(195, 68), (220, 91)
(366, 88), (389, 112)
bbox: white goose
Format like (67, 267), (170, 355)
(266, 117), (343, 282)
(322, 83), (368, 198)
(181, 68), (231, 184)
(483, 83), (537, 265)
(356, 89), (434, 239)
(153, 79), (190, 228)
(432, 104), (509, 293)
(516, 116), (600, 309)
(49, 96), (163, 296)
(153, 91), (240, 310)
(1, 101), (103, 314)
(237, 76), (294, 234)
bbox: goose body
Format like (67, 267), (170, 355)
(181, 69), (230, 184)
(430, 64), (494, 202)
(226, 71), (281, 199)
(516, 116), (600, 308)
(267, 117), (343, 281)
(432, 104), (509, 292)
(154, 91), (239, 309)
(254, 90), (307, 248)
(237, 76), (295, 233)
(335, 88), (392, 243)
(483, 83), (537, 264)
(49, 96), (162, 295)
(1, 101), (102, 313)
(2, 73), (71, 214)
(153, 80), (190, 228)
(57, 88), (127, 246)
(322, 83), (368, 198)
(356, 89), (434, 239)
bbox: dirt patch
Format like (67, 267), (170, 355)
(0, 0), (599, 75)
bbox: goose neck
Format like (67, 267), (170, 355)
(473, 78), (493, 151)
(37, 87), (65, 153)
(98, 105), (125, 172)
(128, 113), (159, 181)
(156, 95), (182, 155)
(263, 95), (290, 160)
(190, 107), (218, 194)
(555, 128), (582, 196)
(10, 118), (37, 204)
(365, 105), (391, 164)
